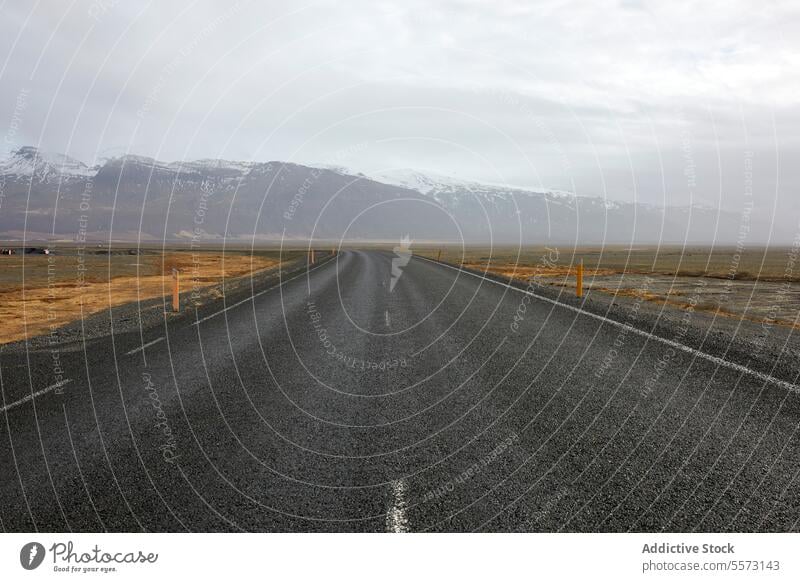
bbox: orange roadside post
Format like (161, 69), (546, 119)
(576, 259), (583, 298)
(172, 267), (180, 312)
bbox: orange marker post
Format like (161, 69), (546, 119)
(576, 259), (584, 298)
(172, 267), (180, 312)
(310, 249), (315, 264)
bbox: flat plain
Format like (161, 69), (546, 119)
(0, 246), (293, 344)
(417, 245), (800, 330)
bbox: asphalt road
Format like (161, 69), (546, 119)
(2, 250), (800, 532)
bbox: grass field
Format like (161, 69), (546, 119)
(0, 247), (296, 344)
(416, 245), (800, 329)
(3, 243), (799, 345)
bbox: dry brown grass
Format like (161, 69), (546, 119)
(421, 245), (800, 283)
(462, 262), (618, 280)
(0, 252), (280, 344)
(444, 249), (800, 331)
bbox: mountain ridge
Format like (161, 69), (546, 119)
(0, 146), (757, 244)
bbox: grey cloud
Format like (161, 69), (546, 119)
(0, 0), (798, 233)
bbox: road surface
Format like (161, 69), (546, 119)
(2, 250), (800, 532)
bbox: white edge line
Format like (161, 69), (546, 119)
(417, 255), (800, 394)
(0, 379), (73, 414)
(125, 336), (165, 355)
(192, 257), (333, 326)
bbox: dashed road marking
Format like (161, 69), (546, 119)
(385, 310), (391, 328)
(417, 255), (800, 394)
(0, 379), (73, 414)
(125, 336), (165, 355)
(386, 479), (410, 533)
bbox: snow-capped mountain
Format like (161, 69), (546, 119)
(0, 146), (753, 243)
(362, 168), (687, 242)
(0, 146), (93, 182)
(367, 168), (563, 197)
(368, 168), (488, 195)
(361, 167), (619, 213)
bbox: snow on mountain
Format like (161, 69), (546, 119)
(0, 146), (93, 181)
(367, 167), (573, 199)
(364, 169), (665, 225)
(0, 148), (573, 205)
(0, 146), (755, 243)
(310, 163), (351, 175)
(367, 168), (475, 194)
(167, 158), (256, 175)
(0, 148), (266, 184)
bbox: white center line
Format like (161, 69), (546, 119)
(385, 309), (391, 328)
(386, 479), (410, 533)
(417, 255), (800, 394)
(125, 336), (165, 355)
(0, 379), (73, 414)
(192, 258), (333, 326)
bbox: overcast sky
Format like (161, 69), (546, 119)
(1, 0), (798, 225)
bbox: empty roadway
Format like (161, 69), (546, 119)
(2, 250), (800, 532)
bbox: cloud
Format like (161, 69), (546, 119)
(0, 0), (798, 229)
